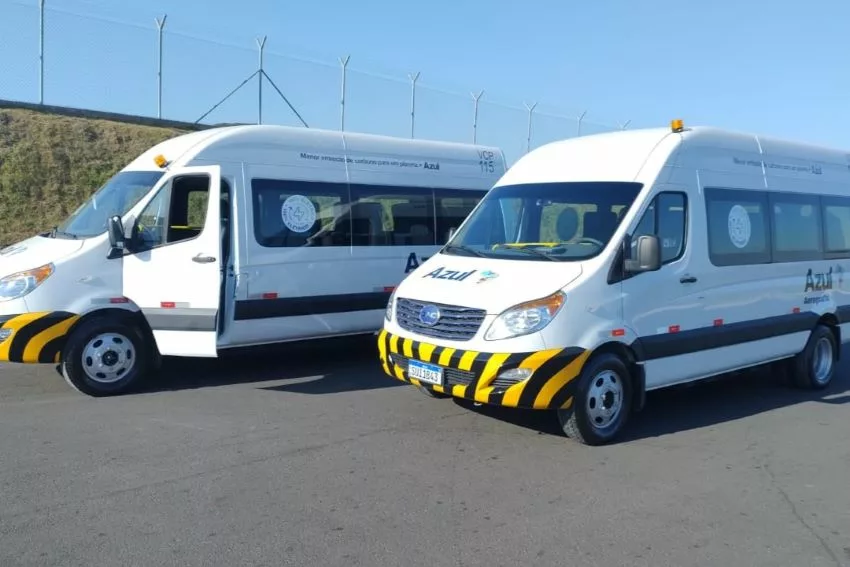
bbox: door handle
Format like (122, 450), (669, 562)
(192, 253), (216, 264)
(680, 275), (698, 284)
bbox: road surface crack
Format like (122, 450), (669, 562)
(763, 460), (843, 567)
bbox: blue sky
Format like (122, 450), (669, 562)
(1, 0), (849, 165)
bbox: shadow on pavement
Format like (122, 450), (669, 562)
(621, 365), (850, 443)
(138, 334), (402, 395)
(449, 361), (850, 443)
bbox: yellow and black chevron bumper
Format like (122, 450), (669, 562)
(0, 312), (80, 363)
(377, 329), (590, 410)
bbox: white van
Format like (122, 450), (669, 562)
(0, 124), (506, 396)
(378, 120), (850, 445)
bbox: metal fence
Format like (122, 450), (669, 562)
(0, 0), (631, 165)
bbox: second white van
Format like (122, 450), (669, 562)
(378, 120), (849, 445)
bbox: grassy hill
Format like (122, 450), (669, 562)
(0, 106), (192, 246)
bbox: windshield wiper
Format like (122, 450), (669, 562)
(442, 244), (487, 257)
(492, 244), (560, 261)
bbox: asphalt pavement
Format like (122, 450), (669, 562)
(1, 335), (849, 567)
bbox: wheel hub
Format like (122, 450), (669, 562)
(586, 370), (624, 429)
(812, 336), (834, 384)
(82, 332), (136, 384)
(102, 350), (119, 367)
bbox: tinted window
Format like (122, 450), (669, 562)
(252, 179), (349, 247)
(822, 198), (850, 254)
(348, 184), (436, 246)
(57, 171), (164, 238)
(134, 174), (210, 252)
(434, 189), (485, 244)
(631, 192), (687, 264)
(770, 193), (821, 261)
(447, 182), (642, 262)
(705, 188), (771, 266)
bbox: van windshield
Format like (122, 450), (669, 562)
(443, 181), (643, 261)
(52, 171), (164, 239)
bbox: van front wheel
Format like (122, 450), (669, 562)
(60, 315), (151, 397)
(557, 352), (633, 446)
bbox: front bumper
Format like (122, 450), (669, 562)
(377, 329), (589, 410)
(0, 312), (80, 363)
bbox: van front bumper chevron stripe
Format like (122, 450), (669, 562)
(0, 312), (80, 363)
(377, 330), (589, 410)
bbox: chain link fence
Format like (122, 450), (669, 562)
(0, 0), (627, 165)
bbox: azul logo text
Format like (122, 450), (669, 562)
(422, 266), (477, 281)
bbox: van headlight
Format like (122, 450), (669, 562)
(0, 263), (55, 303)
(385, 287), (398, 322)
(484, 291), (566, 341)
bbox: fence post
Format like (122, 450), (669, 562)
(577, 110), (587, 137)
(155, 15), (167, 119)
(38, 0), (45, 104)
(408, 72), (420, 138)
(339, 55), (350, 131)
(524, 102), (537, 154)
(471, 90), (484, 144)
(256, 36), (267, 125)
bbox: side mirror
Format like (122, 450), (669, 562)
(447, 227), (456, 241)
(106, 215), (126, 259)
(624, 235), (661, 273)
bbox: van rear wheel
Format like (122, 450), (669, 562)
(792, 324), (837, 390)
(61, 314), (151, 397)
(557, 352), (633, 446)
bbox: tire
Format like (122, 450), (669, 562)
(60, 314), (151, 397)
(791, 324), (837, 390)
(556, 352), (633, 446)
(418, 385), (450, 399)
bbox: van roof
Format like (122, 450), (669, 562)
(496, 125), (850, 186)
(123, 124), (505, 173)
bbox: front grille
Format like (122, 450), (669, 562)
(395, 297), (485, 341)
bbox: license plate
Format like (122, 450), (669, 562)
(407, 359), (443, 385)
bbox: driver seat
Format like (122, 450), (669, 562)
(556, 207), (579, 241)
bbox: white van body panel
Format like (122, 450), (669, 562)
(395, 255), (582, 315)
(0, 236), (84, 275)
(377, 124), (850, 414)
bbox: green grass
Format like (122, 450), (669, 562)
(0, 107), (189, 246)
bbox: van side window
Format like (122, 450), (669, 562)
(251, 179), (349, 247)
(821, 197), (850, 256)
(348, 183), (436, 246)
(434, 189), (485, 244)
(631, 192), (687, 264)
(770, 193), (822, 262)
(705, 188), (771, 266)
(134, 174), (210, 252)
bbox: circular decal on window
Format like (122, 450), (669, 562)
(727, 204), (751, 249)
(281, 195), (316, 233)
